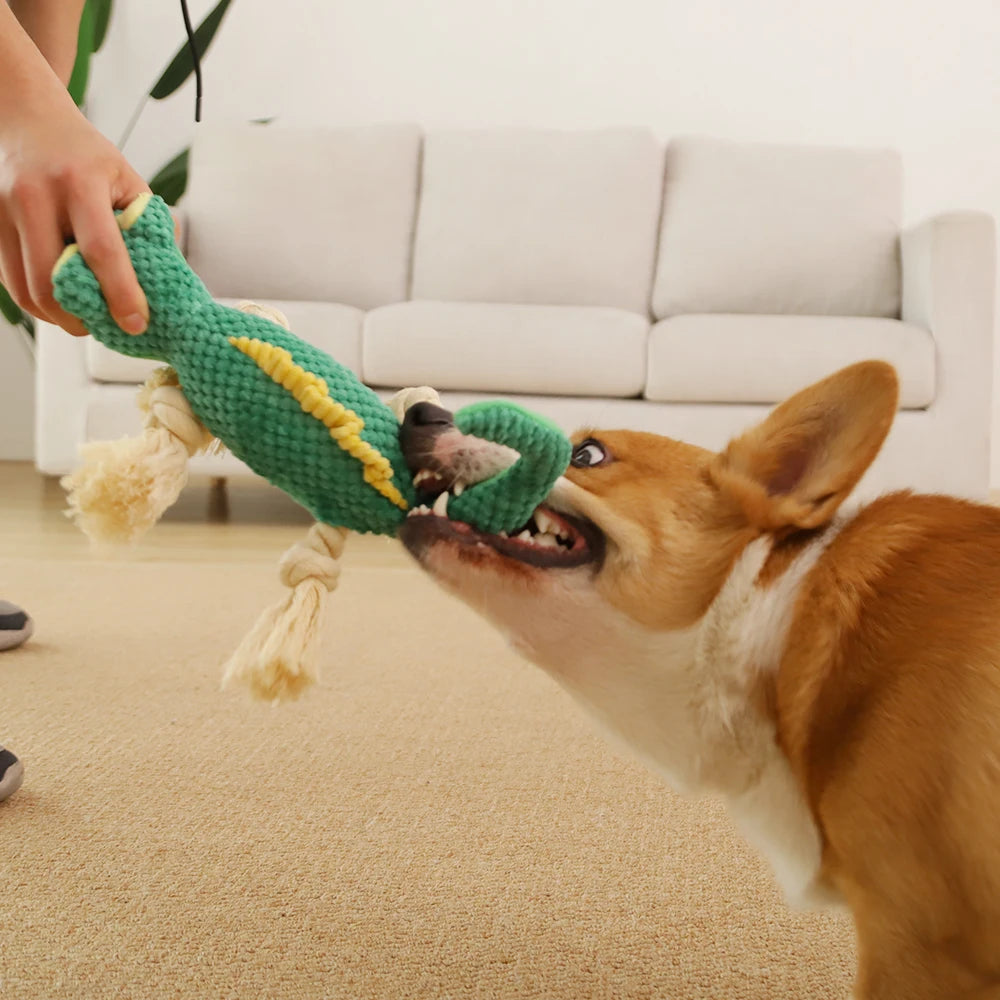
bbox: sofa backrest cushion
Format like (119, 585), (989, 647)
(652, 136), (902, 319)
(411, 128), (664, 314)
(183, 123), (421, 309)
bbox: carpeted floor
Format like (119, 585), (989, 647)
(0, 554), (855, 999)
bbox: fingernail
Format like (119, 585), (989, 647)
(119, 313), (147, 335)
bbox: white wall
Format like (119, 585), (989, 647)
(0, 326), (36, 460)
(88, 0), (1000, 476)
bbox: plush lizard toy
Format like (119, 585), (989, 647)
(53, 193), (571, 701)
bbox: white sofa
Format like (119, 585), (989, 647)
(35, 125), (996, 501)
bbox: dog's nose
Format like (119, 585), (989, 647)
(404, 402), (454, 428)
(400, 401), (456, 473)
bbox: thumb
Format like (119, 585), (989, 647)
(111, 167), (152, 211)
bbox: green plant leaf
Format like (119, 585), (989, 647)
(0, 283), (34, 336)
(149, 0), (233, 101)
(0, 283), (22, 325)
(92, 0), (114, 52)
(67, 0), (98, 106)
(149, 148), (191, 207)
(67, 0), (114, 108)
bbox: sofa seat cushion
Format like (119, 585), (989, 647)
(364, 301), (648, 397)
(85, 300), (364, 384)
(412, 128), (665, 313)
(646, 315), (935, 409)
(653, 136), (903, 320)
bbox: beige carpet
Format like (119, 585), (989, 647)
(0, 554), (855, 999)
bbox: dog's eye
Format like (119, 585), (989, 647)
(571, 439), (609, 468)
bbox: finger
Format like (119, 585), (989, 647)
(110, 168), (151, 211)
(0, 258), (84, 340)
(13, 179), (75, 326)
(41, 291), (91, 337)
(0, 221), (32, 314)
(5, 197), (89, 336)
(66, 177), (148, 335)
(50, 312), (90, 337)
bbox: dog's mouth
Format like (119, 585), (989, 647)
(396, 399), (605, 571)
(400, 468), (605, 570)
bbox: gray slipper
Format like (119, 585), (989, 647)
(0, 601), (33, 652)
(0, 748), (23, 801)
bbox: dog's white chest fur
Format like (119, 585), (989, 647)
(504, 531), (842, 909)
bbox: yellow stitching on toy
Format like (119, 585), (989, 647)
(53, 243), (80, 277)
(228, 337), (408, 510)
(117, 193), (153, 231)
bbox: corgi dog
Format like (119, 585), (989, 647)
(397, 362), (1000, 1000)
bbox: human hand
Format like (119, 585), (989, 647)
(0, 101), (151, 337)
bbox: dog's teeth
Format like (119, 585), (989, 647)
(498, 531), (508, 538)
(453, 481), (465, 497)
(432, 492), (449, 517)
(534, 510), (558, 535)
(413, 469), (433, 488)
(537, 510), (571, 541)
(534, 533), (560, 548)
(517, 530), (533, 542)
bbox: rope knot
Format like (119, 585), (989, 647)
(278, 523), (348, 591)
(236, 300), (291, 330)
(136, 367), (212, 455)
(148, 386), (211, 455)
(389, 386), (442, 423)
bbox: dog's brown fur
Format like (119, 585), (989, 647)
(402, 362), (1000, 997)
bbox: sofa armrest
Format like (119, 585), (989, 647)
(902, 211), (995, 401)
(34, 321), (91, 476)
(901, 211), (995, 492)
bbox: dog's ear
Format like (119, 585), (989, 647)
(710, 362), (899, 531)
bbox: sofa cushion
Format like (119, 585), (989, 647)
(364, 301), (648, 397)
(411, 129), (664, 313)
(646, 315), (935, 409)
(653, 136), (902, 320)
(183, 124), (421, 309)
(85, 300), (364, 384)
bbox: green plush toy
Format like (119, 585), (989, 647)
(53, 193), (570, 538)
(52, 193), (571, 701)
